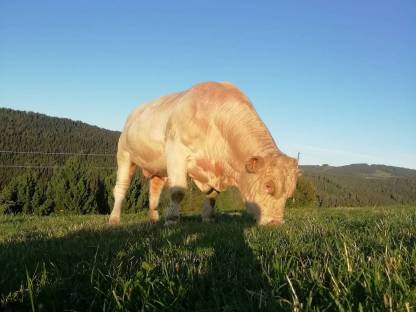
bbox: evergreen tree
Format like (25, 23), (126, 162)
(0, 178), (20, 214)
(31, 183), (47, 215)
(45, 157), (100, 214)
(16, 173), (37, 214)
(124, 173), (149, 213)
(287, 176), (317, 208)
(103, 172), (116, 213)
(0, 171), (44, 214)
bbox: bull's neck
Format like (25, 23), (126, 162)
(216, 100), (282, 187)
(222, 123), (281, 188)
(234, 117), (280, 162)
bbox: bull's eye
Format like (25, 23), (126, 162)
(264, 180), (275, 195)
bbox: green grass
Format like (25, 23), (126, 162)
(1, 206), (415, 311)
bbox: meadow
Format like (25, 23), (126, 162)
(0, 205), (415, 311)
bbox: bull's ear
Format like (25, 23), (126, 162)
(245, 156), (264, 173)
(297, 169), (303, 177)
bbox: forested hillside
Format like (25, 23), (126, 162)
(300, 164), (416, 206)
(302, 164), (416, 179)
(0, 108), (415, 215)
(0, 108), (119, 188)
(0, 108), (120, 153)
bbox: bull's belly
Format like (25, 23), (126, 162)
(121, 103), (174, 176)
(124, 130), (168, 177)
(130, 144), (167, 176)
(137, 156), (167, 177)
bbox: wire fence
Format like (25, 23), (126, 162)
(0, 150), (115, 157)
(0, 165), (116, 169)
(0, 150), (117, 170)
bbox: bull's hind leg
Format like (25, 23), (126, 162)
(109, 150), (136, 224)
(193, 180), (218, 222)
(165, 141), (188, 225)
(202, 190), (219, 222)
(149, 176), (167, 223)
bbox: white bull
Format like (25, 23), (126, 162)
(109, 82), (300, 225)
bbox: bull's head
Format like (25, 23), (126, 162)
(239, 154), (301, 225)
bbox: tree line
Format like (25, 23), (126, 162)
(0, 156), (318, 215)
(0, 157), (145, 215)
(2, 155), (414, 216)
(3, 156), (414, 216)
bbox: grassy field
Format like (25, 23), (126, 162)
(0, 206), (415, 311)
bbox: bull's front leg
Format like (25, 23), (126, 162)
(148, 176), (167, 223)
(165, 141), (188, 225)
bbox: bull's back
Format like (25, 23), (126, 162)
(120, 92), (183, 173)
(119, 82), (255, 175)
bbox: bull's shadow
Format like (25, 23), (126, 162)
(162, 212), (279, 311)
(0, 212), (280, 311)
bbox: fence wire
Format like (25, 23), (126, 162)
(0, 150), (117, 169)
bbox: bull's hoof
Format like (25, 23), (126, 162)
(164, 215), (179, 226)
(149, 210), (160, 223)
(202, 216), (215, 223)
(108, 216), (120, 225)
(264, 219), (285, 226)
(257, 217), (285, 226)
(164, 219), (178, 226)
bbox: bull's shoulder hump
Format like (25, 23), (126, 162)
(159, 92), (185, 107)
(188, 81), (243, 95)
(127, 92), (184, 120)
(123, 102), (149, 128)
(186, 81), (252, 106)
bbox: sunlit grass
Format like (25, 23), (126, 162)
(1, 205), (415, 311)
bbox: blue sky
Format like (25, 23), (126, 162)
(1, 1), (415, 168)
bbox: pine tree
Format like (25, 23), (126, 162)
(0, 178), (20, 214)
(45, 157), (99, 214)
(103, 172), (116, 213)
(0, 171), (41, 214)
(31, 182), (47, 215)
(16, 173), (37, 214)
(124, 173), (149, 213)
(287, 176), (317, 208)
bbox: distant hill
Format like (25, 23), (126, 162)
(1, 107), (415, 207)
(301, 164), (416, 179)
(0, 108), (120, 154)
(301, 164), (416, 207)
(0, 108), (120, 187)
